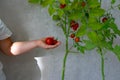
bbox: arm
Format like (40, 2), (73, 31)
(0, 37), (61, 56)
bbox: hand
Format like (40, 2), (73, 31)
(36, 37), (61, 49)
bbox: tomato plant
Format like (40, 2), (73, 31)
(28, 0), (120, 80)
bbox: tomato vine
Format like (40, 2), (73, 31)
(28, 0), (120, 80)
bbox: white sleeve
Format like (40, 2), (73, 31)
(0, 19), (12, 40)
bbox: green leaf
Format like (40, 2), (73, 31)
(75, 43), (85, 54)
(28, 0), (41, 4)
(76, 24), (87, 37)
(71, 1), (79, 9)
(84, 40), (96, 50)
(41, 0), (53, 7)
(89, 22), (103, 30)
(48, 5), (56, 16)
(69, 11), (83, 20)
(118, 4), (120, 10)
(101, 41), (113, 50)
(90, 8), (105, 17)
(87, 31), (99, 44)
(109, 22), (120, 35)
(52, 15), (60, 21)
(112, 45), (120, 61)
(57, 9), (64, 17)
(88, 0), (100, 8)
(59, 0), (65, 4)
(111, 0), (116, 4)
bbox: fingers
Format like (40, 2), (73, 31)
(45, 41), (61, 49)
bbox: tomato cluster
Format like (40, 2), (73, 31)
(70, 20), (79, 31)
(45, 37), (58, 45)
(70, 20), (80, 42)
(70, 33), (80, 42)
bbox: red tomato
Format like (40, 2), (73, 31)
(45, 37), (58, 45)
(102, 17), (108, 23)
(72, 23), (79, 31)
(53, 40), (58, 44)
(81, 1), (86, 7)
(60, 4), (66, 9)
(45, 37), (54, 45)
(70, 20), (76, 27)
(70, 33), (75, 38)
(75, 37), (80, 42)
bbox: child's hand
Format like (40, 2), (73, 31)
(36, 37), (61, 49)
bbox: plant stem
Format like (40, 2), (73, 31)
(62, 15), (69, 80)
(99, 48), (105, 80)
(62, 37), (69, 80)
(100, 0), (102, 6)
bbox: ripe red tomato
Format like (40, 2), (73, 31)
(75, 37), (80, 42)
(45, 37), (57, 45)
(60, 4), (66, 9)
(70, 20), (76, 27)
(70, 33), (75, 38)
(102, 17), (108, 23)
(72, 23), (79, 31)
(81, 1), (86, 7)
(53, 40), (58, 45)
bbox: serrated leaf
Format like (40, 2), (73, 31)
(112, 45), (120, 61)
(111, 0), (116, 4)
(109, 22), (120, 35)
(90, 8), (105, 17)
(52, 15), (60, 21)
(57, 9), (64, 17)
(84, 40), (96, 50)
(69, 11), (83, 20)
(59, 0), (65, 4)
(75, 43), (85, 54)
(101, 41), (113, 50)
(118, 4), (120, 10)
(76, 24), (87, 37)
(41, 0), (53, 7)
(87, 31), (99, 44)
(48, 5), (56, 16)
(89, 22), (103, 30)
(28, 0), (41, 4)
(88, 0), (100, 8)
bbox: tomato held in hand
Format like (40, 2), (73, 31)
(45, 37), (58, 45)
(53, 39), (58, 45)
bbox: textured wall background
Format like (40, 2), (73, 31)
(0, 0), (120, 80)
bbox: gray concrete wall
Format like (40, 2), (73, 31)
(0, 0), (120, 80)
